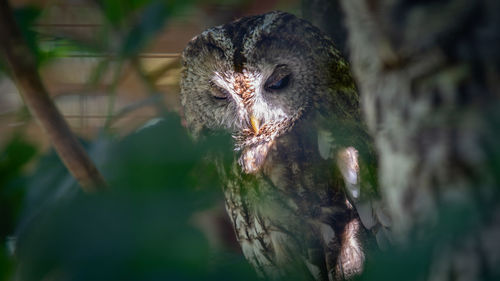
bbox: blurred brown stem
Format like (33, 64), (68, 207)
(0, 0), (106, 192)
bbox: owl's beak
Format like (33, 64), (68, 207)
(250, 115), (260, 135)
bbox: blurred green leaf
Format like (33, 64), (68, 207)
(13, 113), (257, 281)
(12, 6), (42, 66)
(0, 136), (37, 281)
(0, 244), (14, 281)
(0, 136), (37, 238)
(93, 0), (195, 57)
(120, 1), (170, 57)
(98, 0), (149, 26)
(11, 6), (94, 67)
(0, 135), (37, 184)
(17, 191), (210, 281)
(102, 114), (229, 191)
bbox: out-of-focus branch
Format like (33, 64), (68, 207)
(106, 94), (163, 128)
(0, 0), (106, 192)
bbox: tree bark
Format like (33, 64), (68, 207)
(340, 0), (500, 279)
(302, 0), (349, 57)
(0, 0), (106, 192)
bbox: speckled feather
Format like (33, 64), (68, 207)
(180, 11), (369, 280)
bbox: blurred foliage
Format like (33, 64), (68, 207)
(96, 0), (196, 58)
(0, 136), (37, 281)
(0, 135), (36, 240)
(12, 6), (43, 65)
(0, 0), (197, 72)
(2, 114), (259, 281)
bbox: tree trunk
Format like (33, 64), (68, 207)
(302, 0), (348, 57)
(340, 0), (500, 279)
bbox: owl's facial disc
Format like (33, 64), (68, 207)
(210, 65), (304, 174)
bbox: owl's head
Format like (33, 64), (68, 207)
(181, 11), (354, 172)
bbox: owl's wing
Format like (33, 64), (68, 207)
(317, 128), (393, 249)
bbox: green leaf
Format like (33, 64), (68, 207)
(13, 113), (256, 280)
(120, 1), (170, 57)
(12, 6), (42, 66)
(0, 135), (37, 238)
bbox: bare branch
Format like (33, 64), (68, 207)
(0, 0), (106, 192)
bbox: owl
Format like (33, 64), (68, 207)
(180, 11), (386, 281)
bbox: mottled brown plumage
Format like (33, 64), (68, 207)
(180, 11), (383, 280)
